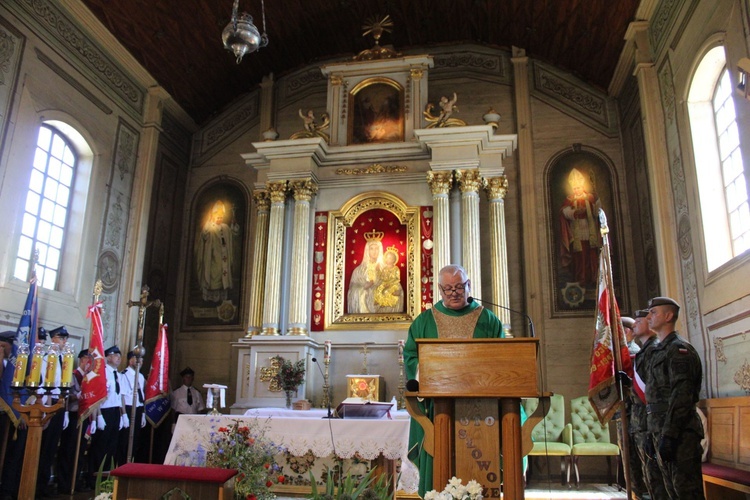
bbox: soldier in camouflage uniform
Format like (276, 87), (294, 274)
(631, 309), (667, 499)
(620, 315), (648, 499)
(644, 297), (704, 499)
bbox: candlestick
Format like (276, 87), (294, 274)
(12, 343), (29, 387)
(324, 339), (331, 360)
(27, 343), (45, 387)
(60, 342), (75, 387)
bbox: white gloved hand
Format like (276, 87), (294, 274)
(62, 411), (69, 430)
(89, 419), (97, 434)
(141, 413), (146, 428)
(97, 414), (106, 430)
(120, 413), (129, 429)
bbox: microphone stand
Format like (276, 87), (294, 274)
(469, 297), (536, 338)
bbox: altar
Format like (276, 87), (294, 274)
(164, 409), (418, 495)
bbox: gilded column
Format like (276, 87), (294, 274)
(626, 21), (683, 302)
(486, 176), (511, 327)
(455, 169), (485, 296)
(287, 179), (318, 335)
(246, 190), (270, 337)
(427, 171), (453, 291)
(260, 181), (288, 335)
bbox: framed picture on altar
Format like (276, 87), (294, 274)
(325, 192), (420, 329)
(184, 180), (247, 328)
(546, 145), (626, 317)
(348, 78), (404, 145)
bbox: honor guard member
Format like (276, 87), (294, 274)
(171, 367), (205, 417)
(118, 350), (146, 464)
(58, 349), (93, 493)
(620, 316), (648, 499)
(91, 346), (126, 472)
(37, 326), (68, 496)
(645, 297), (704, 499)
(0, 330), (15, 378)
(630, 310), (668, 499)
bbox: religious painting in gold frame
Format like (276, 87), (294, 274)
(326, 192), (420, 329)
(348, 78), (405, 145)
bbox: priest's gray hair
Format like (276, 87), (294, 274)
(438, 264), (469, 284)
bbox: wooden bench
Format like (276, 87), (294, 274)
(110, 463), (237, 500)
(700, 397), (750, 499)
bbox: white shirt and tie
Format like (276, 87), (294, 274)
(171, 384), (205, 414)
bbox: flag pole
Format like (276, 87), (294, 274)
(71, 279), (103, 494)
(599, 209), (632, 498)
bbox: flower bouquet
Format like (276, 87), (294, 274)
(205, 419), (285, 500)
(273, 355), (306, 407)
(424, 477), (484, 500)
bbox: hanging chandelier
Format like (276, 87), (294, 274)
(222, 0), (269, 64)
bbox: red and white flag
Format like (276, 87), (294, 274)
(79, 301), (108, 422)
(145, 322), (171, 427)
(588, 248), (633, 425)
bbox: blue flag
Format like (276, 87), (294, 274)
(0, 278), (38, 425)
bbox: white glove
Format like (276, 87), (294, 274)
(141, 413), (146, 428)
(89, 419), (97, 434)
(120, 413), (129, 429)
(97, 414), (106, 430)
(62, 411), (69, 430)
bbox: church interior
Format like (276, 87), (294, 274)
(1, 0), (750, 493)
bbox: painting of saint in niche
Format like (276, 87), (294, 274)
(549, 149), (621, 315)
(350, 80), (404, 145)
(187, 183), (245, 326)
(345, 208), (406, 314)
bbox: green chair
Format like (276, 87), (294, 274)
(522, 394), (572, 485)
(569, 396), (621, 487)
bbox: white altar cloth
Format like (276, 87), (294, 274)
(164, 410), (418, 493)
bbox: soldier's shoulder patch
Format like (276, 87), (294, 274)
(678, 348), (689, 355)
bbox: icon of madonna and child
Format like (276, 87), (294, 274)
(346, 229), (405, 314)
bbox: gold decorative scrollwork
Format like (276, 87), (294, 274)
(734, 359), (750, 394)
(336, 164), (407, 176)
(714, 337), (727, 364)
(259, 356), (283, 392)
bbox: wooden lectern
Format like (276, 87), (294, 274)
(405, 338), (545, 500)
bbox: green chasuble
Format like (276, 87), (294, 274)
(404, 300), (526, 497)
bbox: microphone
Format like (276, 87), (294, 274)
(311, 357), (334, 419)
(468, 297), (535, 338)
(406, 379), (419, 392)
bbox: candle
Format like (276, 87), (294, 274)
(324, 340), (332, 360)
(60, 343), (75, 387)
(12, 343), (29, 387)
(26, 343), (45, 387)
(43, 344), (60, 387)
(398, 340), (404, 362)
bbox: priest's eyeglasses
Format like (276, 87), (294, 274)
(439, 280), (469, 295)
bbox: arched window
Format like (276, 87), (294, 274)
(688, 46), (750, 271)
(14, 125), (77, 289)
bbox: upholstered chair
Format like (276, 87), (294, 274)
(522, 394), (572, 485)
(569, 396), (621, 487)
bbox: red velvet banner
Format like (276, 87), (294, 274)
(310, 212), (328, 331)
(420, 206), (434, 310)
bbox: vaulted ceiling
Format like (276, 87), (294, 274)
(79, 0), (640, 125)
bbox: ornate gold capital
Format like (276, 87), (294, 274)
(426, 171), (453, 195)
(330, 75), (343, 86)
(253, 189), (270, 211)
(455, 169), (485, 193)
(289, 179), (318, 202)
(410, 68), (424, 80)
(485, 176), (509, 200)
(266, 181), (288, 203)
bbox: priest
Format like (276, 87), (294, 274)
(404, 264), (504, 497)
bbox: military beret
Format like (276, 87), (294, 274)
(104, 345), (121, 356)
(634, 309), (649, 318)
(78, 349), (89, 358)
(648, 296), (681, 310)
(621, 316), (635, 329)
(0, 331), (16, 343)
(37, 327), (47, 341)
(180, 367), (195, 377)
(50, 326), (69, 338)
